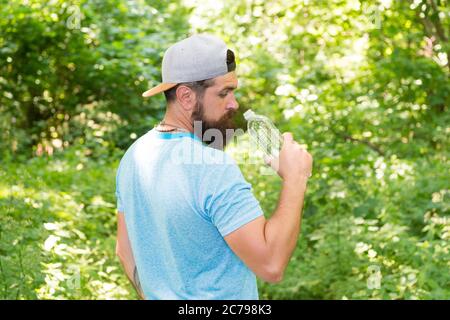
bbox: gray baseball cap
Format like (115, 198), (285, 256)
(142, 33), (236, 97)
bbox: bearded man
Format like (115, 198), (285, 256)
(115, 34), (312, 300)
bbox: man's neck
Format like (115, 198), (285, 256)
(159, 105), (194, 133)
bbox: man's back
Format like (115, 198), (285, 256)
(115, 129), (263, 299)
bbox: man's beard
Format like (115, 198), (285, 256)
(191, 100), (237, 150)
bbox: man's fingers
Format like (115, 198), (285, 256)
(282, 132), (293, 143)
(263, 154), (272, 166)
(263, 154), (280, 172)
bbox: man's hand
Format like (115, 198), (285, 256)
(266, 132), (313, 181)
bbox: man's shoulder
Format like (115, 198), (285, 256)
(198, 148), (247, 187)
(201, 146), (236, 166)
(116, 131), (153, 170)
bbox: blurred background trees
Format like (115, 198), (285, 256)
(0, 0), (448, 299)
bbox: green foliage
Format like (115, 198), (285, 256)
(1, 0), (449, 299)
(0, 147), (139, 299)
(0, 0), (191, 156)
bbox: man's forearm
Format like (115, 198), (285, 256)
(132, 266), (144, 299)
(117, 253), (145, 299)
(263, 177), (308, 274)
(116, 240), (145, 298)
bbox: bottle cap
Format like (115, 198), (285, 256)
(243, 109), (256, 121)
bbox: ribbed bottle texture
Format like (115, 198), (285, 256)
(243, 109), (283, 159)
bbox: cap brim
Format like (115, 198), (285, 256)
(142, 82), (177, 97)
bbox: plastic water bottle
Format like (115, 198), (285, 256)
(243, 109), (283, 160)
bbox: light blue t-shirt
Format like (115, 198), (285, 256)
(115, 128), (264, 300)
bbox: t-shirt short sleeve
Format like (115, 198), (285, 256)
(203, 155), (264, 237)
(116, 189), (125, 212)
(115, 162), (125, 213)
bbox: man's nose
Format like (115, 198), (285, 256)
(226, 95), (239, 111)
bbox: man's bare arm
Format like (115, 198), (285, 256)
(116, 211), (144, 299)
(224, 133), (312, 283)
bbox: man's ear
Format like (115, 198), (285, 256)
(175, 85), (196, 111)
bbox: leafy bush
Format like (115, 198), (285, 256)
(0, 146), (140, 299)
(1, 0), (448, 299)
